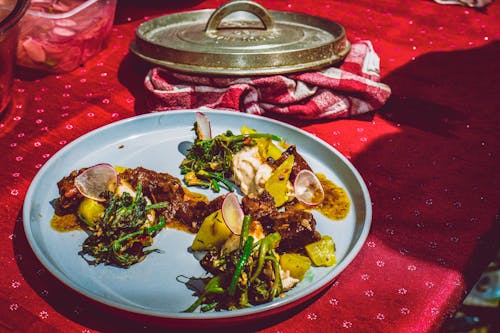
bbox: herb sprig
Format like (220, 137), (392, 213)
(180, 128), (281, 192)
(183, 215), (283, 312)
(79, 183), (168, 268)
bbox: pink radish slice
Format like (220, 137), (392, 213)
(55, 19), (77, 28)
(22, 38), (47, 63)
(195, 112), (212, 140)
(51, 1), (70, 12)
(74, 163), (118, 202)
(221, 192), (244, 235)
(293, 169), (325, 206)
(52, 27), (76, 38)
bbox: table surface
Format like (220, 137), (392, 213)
(1, 0), (499, 332)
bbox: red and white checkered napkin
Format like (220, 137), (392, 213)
(144, 40), (391, 120)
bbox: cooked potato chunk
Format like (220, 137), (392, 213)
(265, 154), (294, 207)
(280, 253), (312, 280)
(191, 210), (232, 251)
(305, 235), (336, 267)
(77, 198), (105, 226)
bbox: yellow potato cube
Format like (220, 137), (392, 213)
(240, 125), (282, 160)
(265, 154), (294, 207)
(305, 235), (336, 267)
(77, 198), (105, 227)
(191, 210), (232, 251)
(280, 253), (312, 280)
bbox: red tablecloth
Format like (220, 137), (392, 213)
(1, 0), (499, 332)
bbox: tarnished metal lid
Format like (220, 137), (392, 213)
(130, 0), (350, 76)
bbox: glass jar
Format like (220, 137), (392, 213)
(16, 0), (117, 73)
(0, 0), (29, 115)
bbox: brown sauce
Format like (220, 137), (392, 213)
(50, 211), (195, 234)
(51, 186), (209, 233)
(168, 187), (210, 233)
(290, 173), (350, 220)
(183, 187), (209, 203)
(316, 173), (350, 220)
(165, 219), (193, 233)
(50, 171), (348, 236)
(50, 213), (82, 232)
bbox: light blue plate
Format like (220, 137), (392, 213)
(23, 109), (371, 325)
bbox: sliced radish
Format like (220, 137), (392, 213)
(74, 163), (118, 202)
(221, 192), (244, 235)
(195, 112), (212, 140)
(22, 38), (46, 63)
(51, 1), (70, 12)
(52, 27), (76, 38)
(293, 169), (325, 206)
(55, 19), (77, 28)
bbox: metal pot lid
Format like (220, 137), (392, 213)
(130, 0), (350, 76)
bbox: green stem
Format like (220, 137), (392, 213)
(182, 295), (205, 313)
(147, 215), (166, 234)
(267, 255), (283, 300)
(229, 133), (282, 142)
(229, 236), (254, 296)
(145, 202), (169, 210)
(210, 178), (220, 192)
(112, 216), (166, 252)
(239, 215), (252, 249)
(182, 275), (224, 312)
(198, 170), (235, 192)
(250, 232), (281, 283)
(135, 183), (143, 202)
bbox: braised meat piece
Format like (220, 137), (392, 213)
(200, 248), (228, 276)
(120, 167), (184, 205)
(270, 209), (320, 253)
(241, 191), (277, 231)
(173, 199), (213, 232)
(55, 168), (86, 215)
(206, 195), (225, 213)
(54, 166), (215, 232)
(242, 191), (320, 252)
(54, 164), (321, 248)
(269, 145), (312, 181)
(119, 167), (210, 232)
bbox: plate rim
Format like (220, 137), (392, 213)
(22, 109), (372, 324)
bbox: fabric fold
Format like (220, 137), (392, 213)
(144, 40), (391, 120)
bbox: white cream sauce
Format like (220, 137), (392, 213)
(232, 146), (273, 195)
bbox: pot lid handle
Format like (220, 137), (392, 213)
(205, 0), (276, 34)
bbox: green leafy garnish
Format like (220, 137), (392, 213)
(183, 219), (283, 312)
(79, 183), (168, 268)
(180, 127), (281, 192)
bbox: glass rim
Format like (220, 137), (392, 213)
(0, 0), (30, 34)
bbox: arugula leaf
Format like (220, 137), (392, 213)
(180, 128), (281, 192)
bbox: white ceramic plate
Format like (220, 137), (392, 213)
(23, 109), (371, 325)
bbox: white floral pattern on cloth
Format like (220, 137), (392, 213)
(0, 1), (498, 332)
